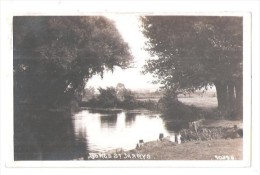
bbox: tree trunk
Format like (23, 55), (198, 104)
(234, 77), (243, 119)
(227, 81), (236, 117)
(214, 80), (228, 118)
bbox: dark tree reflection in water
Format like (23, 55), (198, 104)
(14, 108), (88, 160)
(125, 113), (136, 127)
(100, 114), (118, 128)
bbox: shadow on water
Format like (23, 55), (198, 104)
(100, 114), (118, 128)
(14, 106), (88, 160)
(125, 113), (136, 127)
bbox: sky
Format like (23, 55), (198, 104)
(86, 15), (160, 91)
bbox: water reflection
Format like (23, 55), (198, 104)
(100, 114), (118, 128)
(14, 109), (88, 160)
(73, 110), (171, 152)
(125, 113), (136, 127)
(14, 108), (178, 160)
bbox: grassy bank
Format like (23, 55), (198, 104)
(84, 138), (242, 160)
(130, 119), (243, 160)
(127, 138), (243, 160)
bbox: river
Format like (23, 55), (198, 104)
(14, 108), (177, 160)
(72, 109), (173, 153)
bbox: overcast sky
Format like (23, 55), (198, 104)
(86, 15), (160, 91)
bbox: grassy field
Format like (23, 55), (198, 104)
(178, 96), (218, 110)
(136, 95), (218, 109)
(127, 138), (242, 160)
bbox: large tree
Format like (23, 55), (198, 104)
(13, 16), (133, 107)
(141, 16), (243, 119)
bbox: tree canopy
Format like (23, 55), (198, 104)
(13, 16), (133, 107)
(141, 16), (243, 119)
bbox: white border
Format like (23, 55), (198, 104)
(1, 0), (259, 174)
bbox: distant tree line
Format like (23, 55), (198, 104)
(80, 85), (158, 110)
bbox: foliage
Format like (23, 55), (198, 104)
(118, 89), (137, 109)
(140, 16), (243, 119)
(141, 16), (242, 89)
(13, 16), (133, 107)
(136, 100), (158, 111)
(81, 86), (158, 110)
(84, 87), (95, 97)
(96, 87), (119, 108)
(157, 88), (199, 121)
(180, 127), (240, 142)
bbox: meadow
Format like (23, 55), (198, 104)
(178, 95), (218, 110)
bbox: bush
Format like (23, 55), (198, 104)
(137, 100), (159, 111)
(159, 98), (202, 121)
(96, 87), (119, 108)
(117, 89), (137, 109)
(179, 127), (240, 142)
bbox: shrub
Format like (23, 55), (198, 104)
(137, 100), (159, 111)
(179, 127), (240, 142)
(159, 98), (202, 121)
(96, 87), (119, 108)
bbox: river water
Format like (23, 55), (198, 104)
(14, 108), (178, 160)
(72, 109), (173, 153)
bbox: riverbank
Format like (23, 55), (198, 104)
(126, 138), (242, 160)
(79, 107), (160, 115)
(82, 118), (243, 160)
(83, 138), (242, 160)
(135, 119), (243, 160)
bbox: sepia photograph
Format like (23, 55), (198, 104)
(13, 15), (245, 161)
(1, 0), (259, 174)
